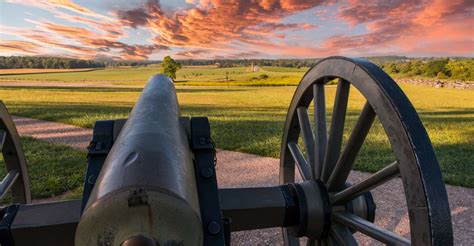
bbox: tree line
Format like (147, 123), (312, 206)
(0, 56), (105, 69)
(176, 58), (321, 68)
(378, 58), (473, 81)
(1, 55), (472, 81)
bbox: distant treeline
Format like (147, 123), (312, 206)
(108, 59), (322, 68)
(177, 56), (473, 81)
(177, 59), (321, 68)
(2, 55), (472, 81)
(0, 56), (105, 69)
(178, 56), (412, 68)
(378, 58), (473, 81)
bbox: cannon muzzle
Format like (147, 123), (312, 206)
(75, 75), (202, 245)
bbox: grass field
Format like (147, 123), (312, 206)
(0, 83), (472, 187)
(0, 68), (99, 75)
(0, 66), (306, 86)
(0, 137), (86, 200)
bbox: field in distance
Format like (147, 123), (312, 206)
(0, 66), (308, 86)
(0, 68), (100, 75)
(0, 83), (472, 187)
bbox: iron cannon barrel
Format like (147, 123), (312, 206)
(75, 74), (202, 245)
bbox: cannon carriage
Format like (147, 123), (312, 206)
(0, 57), (453, 245)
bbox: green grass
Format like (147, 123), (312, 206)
(0, 83), (472, 187)
(0, 66), (305, 86)
(0, 137), (86, 200)
(262, 66), (310, 72)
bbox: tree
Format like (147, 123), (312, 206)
(446, 59), (473, 81)
(160, 56), (181, 79)
(424, 59), (449, 77)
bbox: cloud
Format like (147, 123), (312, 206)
(6, 0), (115, 21)
(47, 0), (107, 19)
(117, 7), (150, 28)
(31, 21), (169, 59)
(6, 0), (125, 39)
(221, 51), (262, 59)
(52, 11), (124, 39)
(118, 0), (325, 50)
(1, 0), (472, 59)
(1, 19), (168, 60)
(325, 0), (474, 56)
(175, 49), (208, 58)
(0, 40), (45, 55)
(176, 49), (262, 59)
(2, 0), (159, 59)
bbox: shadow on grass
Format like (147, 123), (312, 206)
(0, 85), (255, 94)
(0, 68), (103, 76)
(3, 101), (472, 187)
(8, 102), (132, 128)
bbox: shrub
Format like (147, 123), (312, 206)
(258, 74), (269, 79)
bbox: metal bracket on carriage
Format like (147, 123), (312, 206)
(190, 116), (228, 245)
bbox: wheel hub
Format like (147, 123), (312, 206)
(345, 188), (376, 224)
(288, 180), (376, 240)
(288, 180), (331, 239)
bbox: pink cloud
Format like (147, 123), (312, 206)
(118, 0), (325, 50)
(325, 0), (474, 56)
(1, 0), (472, 59)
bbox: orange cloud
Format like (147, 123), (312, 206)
(324, 0), (474, 56)
(175, 49), (208, 58)
(1, 0), (472, 59)
(6, 0), (115, 21)
(0, 40), (45, 55)
(21, 33), (97, 55)
(52, 11), (124, 39)
(1, 19), (168, 60)
(118, 0), (324, 50)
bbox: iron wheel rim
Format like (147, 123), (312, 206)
(279, 57), (452, 245)
(0, 102), (31, 204)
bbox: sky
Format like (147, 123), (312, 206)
(0, 0), (472, 60)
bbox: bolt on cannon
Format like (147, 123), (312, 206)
(0, 57), (453, 245)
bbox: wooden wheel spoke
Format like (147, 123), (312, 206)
(282, 229), (299, 246)
(331, 224), (357, 245)
(297, 106), (316, 176)
(306, 239), (330, 246)
(321, 79), (350, 182)
(332, 161), (399, 205)
(281, 57), (453, 245)
(327, 102), (375, 191)
(0, 129), (6, 151)
(288, 142), (312, 180)
(0, 170), (19, 200)
(313, 82), (327, 179)
(333, 212), (410, 245)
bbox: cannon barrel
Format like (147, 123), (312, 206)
(75, 75), (202, 245)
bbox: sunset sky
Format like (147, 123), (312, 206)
(0, 0), (472, 60)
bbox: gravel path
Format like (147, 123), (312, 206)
(13, 116), (92, 149)
(12, 116), (473, 245)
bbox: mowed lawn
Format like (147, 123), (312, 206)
(0, 137), (86, 200)
(0, 68), (99, 75)
(0, 83), (472, 187)
(0, 66), (306, 86)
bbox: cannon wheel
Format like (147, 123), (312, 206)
(0, 101), (31, 204)
(280, 57), (452, 245)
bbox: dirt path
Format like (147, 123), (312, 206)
(12, 116), (473, 245)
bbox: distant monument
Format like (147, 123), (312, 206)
(250, 61), (260, 72)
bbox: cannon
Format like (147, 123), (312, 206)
(0, 57), (453, 245)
